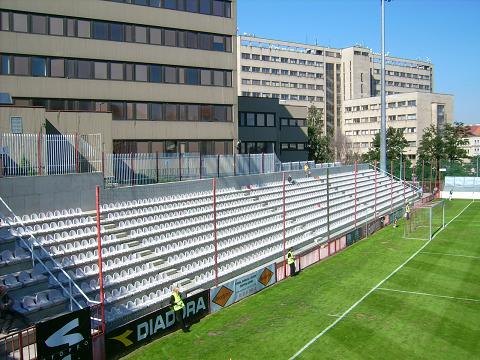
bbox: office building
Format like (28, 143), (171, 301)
(0, 0), (237, 155)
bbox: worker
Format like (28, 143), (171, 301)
(405, 203), (411, 220)
(170, 287), (189, 332)
(287, 249), (296, 276)
(303, 163), (311, 178)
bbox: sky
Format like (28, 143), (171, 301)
(237, 0), (479, 124)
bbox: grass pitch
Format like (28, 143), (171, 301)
(124, 200), (480, 359)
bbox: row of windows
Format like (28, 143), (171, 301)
(0, 54), (232, 87)
(113, 139), (233, 155)
(280, 118), (307, 127)
(241, 53), (324, 68)
(238, 112), (276, 127)
(238, 141), (275, 155)
(104, 0), (232, 18)
(344, 114), (417, 124)
(345, 127), (416, 136)
(241, 66), (323, 79)
(241, 78), (324, 91)
(240, 39), (340, 58)
(0, 11), (232, 53)
(345, 100), (416, 112)
(241, 92), (324, 103)
(280, 143), (307, 151)
(13, 98), (232, 122)
(373, 68), (431, 80)
(381, 81), (430, 90)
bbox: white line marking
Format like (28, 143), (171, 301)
(377, 287), (480, 303)
(288, 200), (474, 360)
(420, 251), (480, 260)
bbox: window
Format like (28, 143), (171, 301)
(213, 35), (225, 51)
(110, 102), (125, 120)
(185, 68), (199, 85)
(31, 57), (46, 77)
(187, 104), (199, 121)
(150, 28), (162, 45)
(213, 70), (224, 86)
(164, 29), (176, 46)
(110, 62), (124, 80)
(13, 13), (28, 32)
(10, 116), (23, 134)
(135, 64), (148, 81)
(49, 17), (64, 36)
(164, 66), (177, 83)
(66, 19), (75, 37)
(150, 103), (163, 121)
(246, 113), (255, 126)
(266, 114), (275, 127)
(200, 105), (213, 121)
(165, 104), (177, 121)
(77, 60), (92, 79)
(150, 65), (161, 83)
(135, 26), (147, 43)
(186, 31), (197, 48)
(256, 113), (265, 127)
(213, 0), (225, 16)
(1, 12), (10, 31)
(136, 103), (148, 120)
(164, 0), (177, 9)
(110, 23), (124, 41)
(77, 20), (91, 38)
(91, 21), (108, 40)
(408, 100), (416, 107)
(94, 62), (108, 79)
(13, 56), (29, 75)
(50, 58), (64, 77)
(186, 0), (199, 12)
(213, 105), (226, 122)
(200, 69), (211, 85)
(199, 0), (211, 14)
(198, 33), (212, 50)
(31, 15), (47, 34)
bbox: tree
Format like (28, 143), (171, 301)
(307, 105), (333, 163)
(362, 127), (409, 164)
(442, 122), (470, 162)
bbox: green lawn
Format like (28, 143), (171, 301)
(123, 200), (479, 360)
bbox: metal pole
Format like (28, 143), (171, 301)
(374, 160), (378, 218)
(282, 172), (287, 278)
(390, 161), (393, 212)
(217, 154), (220, 178)
(199, 153), (202, 179)
(130, 153), (134, 186)
(213, 178), (218, 286)
(354, 161), (357, 227)
(75, 132), (79, 173)
(156, 151), (159, 183)
(399, 153), (402, 180)
(95, 186), (106, 333)
(179, 152), (182, 181)
(379, 0), (387, 172)
(422, 159), (425, 192)
(233, 153), (236, 176)
(326, 167), (330, 242)
(37, 132), (42, 175)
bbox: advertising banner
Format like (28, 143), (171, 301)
(210, 263), (276, 313)
(106, 290), (209, 359)
(36, 307), (92, 360)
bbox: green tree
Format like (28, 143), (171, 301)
(362, 127), (409, 164)
(307, 105), (333, 162)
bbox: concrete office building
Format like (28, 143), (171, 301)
(0, 0), (237, 155)
(343, 92), (453, 160)
(238, 96), (308, 162)
(462, 124), (480, 158)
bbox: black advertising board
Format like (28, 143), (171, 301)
(106, 290), (210, 359)
(36, 307), (92, 360)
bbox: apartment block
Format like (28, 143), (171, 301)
(0, 0), (237, 155)
(462, 124), (480, 158)
(343, 92), (453, 161)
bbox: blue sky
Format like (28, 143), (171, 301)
(238, 0), (479, 124)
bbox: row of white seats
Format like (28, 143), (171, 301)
(5, 208), (83, 225)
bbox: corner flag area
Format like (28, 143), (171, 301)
(124, 200), (480, 359)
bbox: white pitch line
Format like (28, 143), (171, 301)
(377, 287), (480, 303)
(288, 200), (474, 360)
(420, 251), (480, 260)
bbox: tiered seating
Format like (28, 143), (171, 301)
(0, 167), (417, 328)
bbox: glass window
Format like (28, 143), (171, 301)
(135, 26), (147, 43)
(95, 102), (108, 112)
(213, 70), (224, 86)
(225, 72), (232, 87)
(225, 36), (232, 52)
(1, 55), (11, 75)
(77, 100), (94, 111)
(214, 141), (225, 154)
(93, 21), (108, 40)
(77, 20), (91, 38)
(31, 15), (47, 34)
(213, 0), (224, 16)
(165, 104), (177, 121)
(125, 63), (134, 81)
(134, 0), (148, 5)
(126, 103), (134, 119)
(31, 57), (47, 77)
(200, 105), (213, 121)
(13, 13), (28, 32)
(187, 104), (199, 121)
(13, 56), (29, 75)
(185, 68), (199, 85)
(136, 103), (148, 120)
(1, 12), (10, 31)
(66, 59), (75, 78)
(150, 28), (162, 45)
(178, 104), (187, 121)
(281, 118), (288, 127)
(198, 33), (212, 50)
(186, 0), (199, 12)
(177, 31), (186, 47)
(67, 19), (75, 37)
(124, 25), (134, 42)
(164, 66), (177, 83)
(186, 31), (197, 48)
(150, 65), (161, 83)
(200, 69), (211, 85)
(298, 143), (305, 151)
(110, 63), (124, 80)
(77, 60), (92, 79)
(165, 140), (177, 153)
(213, 106), (226, 122)
(110, 23), (124, 41)
(226, 106), (232, 122)
(150, 103), (163, 121)
(225, 1), (231, 17)
(49, 17), (64, 36)
(256, 113), (265, 127)
(213, 35), (225, 51)
(266, 114), (275, 127)
(164, 29), (176, 46)
(94, 62), (108, 79)
(49, 99), (66, 111)
(135, 64), (148, 81)
(246, 113), (255, 126)
(110, 102), (125, 120)
(149, 0), (161, 7)
(164, 0), (177, 9)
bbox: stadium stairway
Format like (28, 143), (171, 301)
(0, 167), (418, 330)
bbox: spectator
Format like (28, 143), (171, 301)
(449, 189), (453, 201)
(287, 174), (296, 185)
(405, 203), (411, 220)
(0, 286), (29, 334)
(303, 163), (311, 178)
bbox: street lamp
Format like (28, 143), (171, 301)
(380, 0), (391, 172)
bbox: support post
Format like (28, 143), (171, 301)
(282, 172), (287, 278)
(354, 161), (358, 227)
(75, 132), (79, 173)
(374, 160), (378, 218)
(179, 152), (182, 181)
(390, 161), (394, 212)
(233, 153), (236, 176)
(199, 153), (202, 179)
(95, 186), (106, 334)
(156, 151), (159, 183)
(421, 159), (425, 193)
(248, 153), (251, 174)
(402, 160), (407, 203)
(217, 154), (220, 178)
(130, 153), (134, 186)
(37, 132), (42, 176)
(326, 167), (330, 242)
(261, 152), (265, 174)
(213, 178), (218, 286)
(101, 151), (105, 180)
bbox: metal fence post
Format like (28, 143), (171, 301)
(179, 153), (182, 181)
(199, 153), (202, 179)
(326, 167), (330, 242)
(248, 153), (251, 174)
(212, 178), (218, 286)
(233, 153), (236, 176)
(390, 162), (394, 212)
(217, 154), (220, 178)
(95, 186), (106, 333)
(37, 132), (43, 175)
(155, 151), (159, 183)
(75, 132), (79, 173)
(262, 152), (265, 173)
(282, 172), (286, 278)
(354, 161), (357, 227)
(374, 160), (378, 218)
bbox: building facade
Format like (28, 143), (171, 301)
(462, 124), (480, 158)
(238, 96), (308, 162)
(0, 0), (237, 155)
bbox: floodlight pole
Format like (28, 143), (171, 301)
(379, 0), (387, 172)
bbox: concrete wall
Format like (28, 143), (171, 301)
(0, 172), (103, 216)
